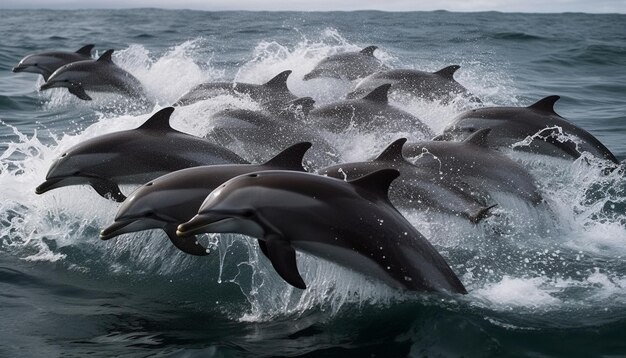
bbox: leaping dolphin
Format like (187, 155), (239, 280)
(303, 46), (388, 81)
(319, 138), (495, 222)
(403, 129), (543, 205)
(209, 98), (339, 166)
(100, 142), (312, 256)
(36, 107), (247, 202)
(438, 96), (619, 163)
(307, 84), (433, 137)
(346, 65), (481, 104)
(39, 49), (145, 100)
(177, 169), (467, 294)
(12, 44), (94, 81)
(174, 70), (297, 107)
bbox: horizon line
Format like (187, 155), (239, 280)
(2, 7), (625, 14)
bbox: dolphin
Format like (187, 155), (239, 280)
(403, 129), (543, 204)
(99, 142), (312, 256)
(437, 96), (619, 163)
(176, 169), (467, 294)
(307, 84), (433, 137)
(303, 46), (388, 81)
(35, 107), (247, 202)
(209, 98), (339, 166)
(319, 139), (494, 223)
(39, 49), (145, 100)
(346, 65), (481, 103)
(174, 70), (297, 107)
(12, 44), (94, 81)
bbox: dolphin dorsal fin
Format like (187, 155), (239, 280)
(464, 128), (491, 147)
(97, 49), (114, 63)
(375, 138), (408, 162)
(363, 84), (391, 104)
(360, 46), (378, 56)
(76, 44), (94, 56)
(287, 97), (315, 115)
(263, 70), (292, 91)
(528, 95), (560, 114)
(349, 168), (400, 203)
(139, 107), (175, 131)
(263, 142), (312, 171)
(434, 65), (460, 80)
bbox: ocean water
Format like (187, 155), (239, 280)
(1, 9), (625, 357)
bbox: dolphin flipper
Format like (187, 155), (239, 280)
(89, 178), (126, 202)
(68, 85), (92, 100)
(265, 234), (306, 289)
(164, 226), (209, 256)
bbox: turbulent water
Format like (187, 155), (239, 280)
(1, 9), (625, 357)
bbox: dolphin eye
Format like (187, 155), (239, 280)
(242, 209), (254, 218)
(248, 174), (258, 178)
(145, 211), (155, 217)
(61, 153), (67, 157)
(466, 128), (476, 133)
(145, 182), (153, 186)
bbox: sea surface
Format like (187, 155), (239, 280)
(1, 9), (625, 357)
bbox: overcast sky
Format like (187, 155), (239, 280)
(2, 0), (625, 13)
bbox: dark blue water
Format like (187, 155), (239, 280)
(1, 9), (625, 357)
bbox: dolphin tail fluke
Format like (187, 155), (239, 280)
(68, 85), (92, 100)
(263, 70), (292, 92)
(265, 234), (306, 289)
(76, 44), (95, 56)
(164, 226), (209, 256)
(89, 178), (126, 202)
(468, 204), (497, 224)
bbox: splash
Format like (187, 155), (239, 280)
(1, 31), (625, 324)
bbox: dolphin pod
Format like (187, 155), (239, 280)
(12, 44), (95, 81)
(36, 107), (246, 202)
(100, 142), (312, 256)
(39, 49), (145, 100)
(176, 169), (467, 293)
(21, 43), (621, 294)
